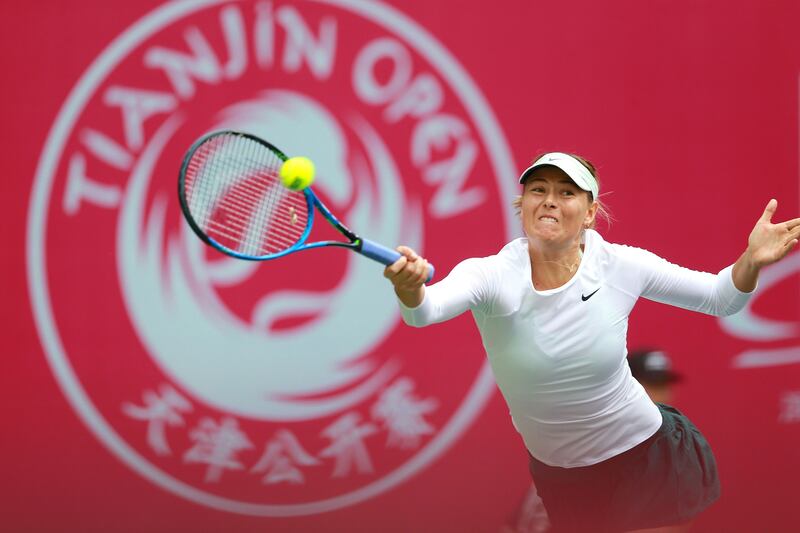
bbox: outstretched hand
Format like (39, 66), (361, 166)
(747, 199), (800, 268)
(383, 245), (429, 308)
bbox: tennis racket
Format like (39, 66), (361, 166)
(178, 130), (434, 282)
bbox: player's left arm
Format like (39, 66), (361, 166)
(732, 199), (800, 292)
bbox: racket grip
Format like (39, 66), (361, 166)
(359, 238), (435, 283)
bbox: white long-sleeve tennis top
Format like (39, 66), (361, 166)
(399, 229), (752, 467)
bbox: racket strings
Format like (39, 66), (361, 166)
(184, 134), (309, 256)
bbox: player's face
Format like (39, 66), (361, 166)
(521, 166), (596, 248)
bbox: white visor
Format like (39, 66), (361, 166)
(518, 152), (599, 200)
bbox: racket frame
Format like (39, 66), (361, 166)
(178, 130), (380, 261)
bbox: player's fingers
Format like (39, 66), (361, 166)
(783, 217), (800, 230)
(395, 259), (426, 288)
(416, 259), (430, 283)
(401, 259), (425, 283)
(759, 199), (778, 223)
(390, 257), (418, 281)
(383, 256), (408, 278)
(408, 259), (424, 283)
(399, 260), (423, 287)
(396, 245), (420, 261)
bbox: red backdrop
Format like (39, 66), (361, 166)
(2, 1), (798, 532)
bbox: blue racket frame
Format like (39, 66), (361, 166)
(178, 130), (434, 281)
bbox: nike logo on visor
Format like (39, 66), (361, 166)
(581, 288), (600, 301)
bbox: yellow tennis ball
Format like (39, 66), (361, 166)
(279, 156), (315, 191)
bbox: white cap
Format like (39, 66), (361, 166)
(518, 152), (599, 200)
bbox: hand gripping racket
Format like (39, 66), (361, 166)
(178, 130), (434, 282)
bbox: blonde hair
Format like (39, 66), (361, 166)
(513, 152), (612, 230)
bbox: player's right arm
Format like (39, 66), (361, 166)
(384, 246), (490, 327)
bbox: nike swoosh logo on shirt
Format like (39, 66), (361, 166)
(581, 288), (600, 301)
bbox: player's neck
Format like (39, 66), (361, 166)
(528, 241), (583, 290)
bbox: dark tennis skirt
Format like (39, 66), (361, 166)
(528, 403), (720, 533)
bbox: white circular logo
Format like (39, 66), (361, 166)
(28, 0), (517, 515)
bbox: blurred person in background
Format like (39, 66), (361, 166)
(627, 349), (683, 405)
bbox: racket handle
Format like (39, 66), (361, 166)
(359, 238), (435, 283)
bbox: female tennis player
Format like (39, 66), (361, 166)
(384, 152), (800, 532)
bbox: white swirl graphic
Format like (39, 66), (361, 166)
(720, 252), (800, 368)
(29, 0), (514, 515)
